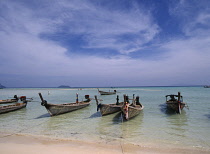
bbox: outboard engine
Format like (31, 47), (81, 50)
(84, 95), (90, 102)
(85, 95), (89, 99)
(20, 96), (26, 101)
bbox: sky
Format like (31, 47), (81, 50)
(0, 0), (210, 87)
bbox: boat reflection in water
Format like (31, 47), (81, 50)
(95, 110), (144, 145)
(159, 102), (189, 145)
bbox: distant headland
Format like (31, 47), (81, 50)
(0, 83), (6, 89)
(57, 85), (71, 88)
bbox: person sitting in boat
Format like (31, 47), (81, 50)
(169, 95), (177, 101)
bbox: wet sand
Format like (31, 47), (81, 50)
(0, 133), (209, 154)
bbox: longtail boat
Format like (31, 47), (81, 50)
(204, 85), (210, 88)
(121, 95), (144, 120)
(0, 101), (27, 114)
(165, 92), (186, 114)
(0, 95), (19, 104)
(39, 93), (91, 116)
(98, 89), (116, 95)
(95, 95), (123, 116)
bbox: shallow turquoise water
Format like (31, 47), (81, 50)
(0, 87), (210, 150)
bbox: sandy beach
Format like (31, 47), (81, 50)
(0, 133), (209, 154)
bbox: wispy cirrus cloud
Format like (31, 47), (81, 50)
(8, 0), (158, 55)
(169, 0), (210, 37)
(37, 0), (160, 54)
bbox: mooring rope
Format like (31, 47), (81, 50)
(120, 112), (124, 154)
(0, 119), (48, 138)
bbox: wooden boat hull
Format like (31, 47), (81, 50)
(0, 95), (19, 104)
(98, 89), (116, 95)
(165, 92), (186, 114)
(99, 103), (123, 116)
(121, 105), (144, 120)
(166, 101), (185, 113)
(43, 102), (91, 116)
(99, 91), (116, 95)
(0, 99), (18, 104)
(0, 102), (27, 114)
(39, 93), (91, 116)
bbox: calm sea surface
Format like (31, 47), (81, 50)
(0, 87), (210, 150)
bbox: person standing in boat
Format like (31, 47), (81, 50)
(76, 93), (79, 103)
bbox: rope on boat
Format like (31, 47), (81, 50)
(120, 110), (125, 153)
(120, 141), (124, 154)
(120, 112), (124, 154)
(185, 102), (190, 110)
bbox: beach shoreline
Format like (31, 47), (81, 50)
(0, 133), (209, 154)
(1, 87), (210, 153)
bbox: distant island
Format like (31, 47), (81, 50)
(0, 83), (6, 89)
(57, 85), (71, 88)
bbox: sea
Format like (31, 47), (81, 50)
(0, 87), (210, 151)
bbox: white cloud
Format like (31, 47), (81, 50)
(169, 0), (210, 37)
(33, 0), (159, 54)
(0, 0), (210, 87)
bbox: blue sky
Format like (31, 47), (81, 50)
(0, 0), (210, 87)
